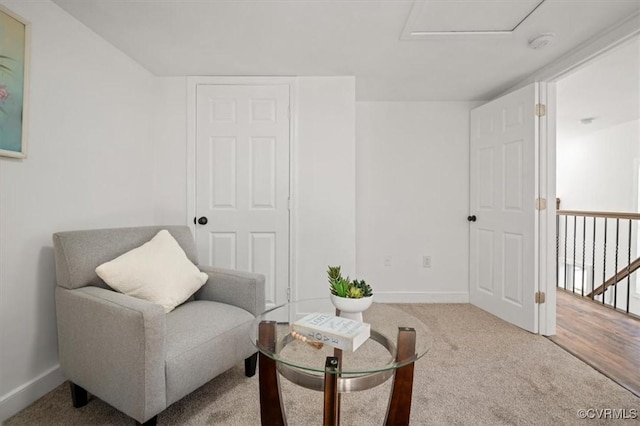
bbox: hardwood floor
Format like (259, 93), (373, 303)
(548, 289), (640, 397)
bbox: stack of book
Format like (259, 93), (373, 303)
(292, 312), (371, 351)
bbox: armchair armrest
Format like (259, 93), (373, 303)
(55, 286), (166, 423)
(195, 266), (266, 316)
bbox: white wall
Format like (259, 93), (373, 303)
(153, 77), (188, 225)
(0, 0), (156, 421)
(557, 118), (640, 212)
(293, 77), (356, 300)
(356, 102), (472, 302)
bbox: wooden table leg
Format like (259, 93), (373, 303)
(258, 321), (286, 426)
(385, 327), (416, 426)
(323, 356), (340, 426)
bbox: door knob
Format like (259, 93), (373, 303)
(467, 215), (477, 222)
(197, 216), (208, 225)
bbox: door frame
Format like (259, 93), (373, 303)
(502, 13), (640, 335)
(538, 81), (555, 336)
(186, 76), (297, 302)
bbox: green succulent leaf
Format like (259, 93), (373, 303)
(330, 278), (350, 298)
(327, 266), (342, 283)
(347, 287), (363, 298)
(327, 265), (373, 299)
(351, 279), (373, 297)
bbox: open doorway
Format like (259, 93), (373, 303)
(550, 34), (640, 396)
(556, 35), (640, 313)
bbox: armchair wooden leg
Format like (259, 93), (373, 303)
(69, 382), (88, 408)
(245, 352), (258, 377)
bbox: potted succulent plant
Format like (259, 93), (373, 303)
(328, 265), (373, 321)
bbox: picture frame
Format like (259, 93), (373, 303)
(0, 4), (30, 159)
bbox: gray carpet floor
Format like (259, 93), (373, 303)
(5, 303), (640, 425)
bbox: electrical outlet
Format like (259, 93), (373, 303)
(384, 255), (392, 267)
(422, 256), (431, 268)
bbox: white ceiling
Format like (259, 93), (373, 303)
(51, 0), (640, 101)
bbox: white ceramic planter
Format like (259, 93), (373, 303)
(330, 294), (373, 322)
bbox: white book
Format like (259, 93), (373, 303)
(292, 312), (371, 352)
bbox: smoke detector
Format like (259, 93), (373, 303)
(528, 33), (555, 50)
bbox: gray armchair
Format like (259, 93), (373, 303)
(52, 226), (265, 424)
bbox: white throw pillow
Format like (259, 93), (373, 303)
(95, 230), (208, 313)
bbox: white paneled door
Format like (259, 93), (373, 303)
(195, 84), (290, 308)
(469, 83), (538, 333)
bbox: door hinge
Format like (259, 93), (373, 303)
(286, 287), (291, 302)
(535, 291), (546, 304)
(535, 103), (546, 117)
(288, 197), (292, 211)
(535, 198), (547, 210)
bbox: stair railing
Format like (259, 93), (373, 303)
(556, 209), (640, 317)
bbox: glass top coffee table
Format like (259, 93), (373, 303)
(250, 299), (431, 425)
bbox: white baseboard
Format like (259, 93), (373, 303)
(0, 364), (65, 423)
(374, 291), (469, 304)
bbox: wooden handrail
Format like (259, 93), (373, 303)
(557, 210), (640, 220)
(588, 256), (640, 297)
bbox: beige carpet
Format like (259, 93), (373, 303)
(6, 304), (639, 425)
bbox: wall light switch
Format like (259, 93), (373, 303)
(422, 256), (431, 268)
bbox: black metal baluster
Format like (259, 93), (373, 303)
(613, 219), (619, 310)
(564, 215), (568, 290)
(627, 219), (632, 314)
(582, 216), (586, 297)
(602, 218), (607, 305)
(592, 217), (597, 301)
(572, 216), (577, 293)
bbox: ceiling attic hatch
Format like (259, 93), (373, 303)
(401, 0), (546, 39)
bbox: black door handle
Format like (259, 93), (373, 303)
(467, 215), (477, 222)
(196, 216), (208, 225)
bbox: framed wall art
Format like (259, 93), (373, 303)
(0, 4), (30, 159)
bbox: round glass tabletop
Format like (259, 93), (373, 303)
(250, 299), (432, 376)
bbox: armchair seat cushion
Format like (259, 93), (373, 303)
(164, 300), (256, 405)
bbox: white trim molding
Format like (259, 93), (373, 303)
(538, 82), (556, 336)
(0, 365), (64, 422)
